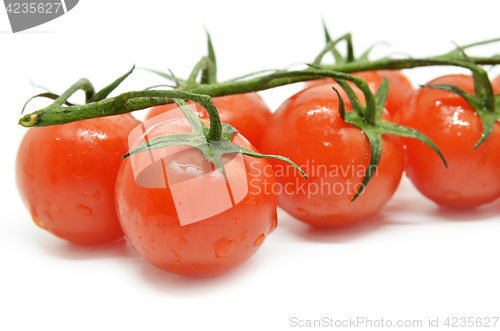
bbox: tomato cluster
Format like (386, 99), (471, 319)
(15, 36), (500, 277)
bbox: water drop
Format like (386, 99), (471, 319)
(32, 213), (46, 230)
(213, 237), (236, 258)
(254, 234), (265, 247)
(76, 205), (93, 216)
(296, 207), (309, 216)
(269, 214), (278, 234)
(170, 249), (180, 262)
(91, 191), (101, 201)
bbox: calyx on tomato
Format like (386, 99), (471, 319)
(313, 66), (447, 201)
(123, 98), (307, 178)
(420, 47), (500, 149)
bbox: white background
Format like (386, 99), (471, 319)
(2, 1), (500, 330)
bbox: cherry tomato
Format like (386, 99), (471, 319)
(400, 74), (500, 208)
(145, 93), (272, 149)
(259, 83), (404, 227)
(306, 70), (414, 120)
(115, 116), (277, 277)
(16, 114), (140, 245)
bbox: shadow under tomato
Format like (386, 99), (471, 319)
(277, 212), (404, 244)
(39, 235), (140, 261)
(135, 254), (259, 297)
(430, 200), (500, 222)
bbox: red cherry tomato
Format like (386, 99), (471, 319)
(16, 114), (140, 245)
(145, 93), (272, 149)
(259, 83), (404, 227)
(306, 70), (414, 120)
(115, 116), (277, 277)
(400, 74), (500, 208)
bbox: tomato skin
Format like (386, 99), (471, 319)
(492, 74), (500, 90)
(400, 74), (500, 208)
(306, 70), (414, 120)
(259, 83), (404, 227)
(16, 114), (140, 245)
(145, 93), (272, 149)
(115, 117), (277, 277)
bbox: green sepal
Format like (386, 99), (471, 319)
(174, 99), (206, 135)
(122, 99), (308, 179)
(472, 111), (497, 150)
(322, 19), (344, 64)
(422, 82), (499, 149)
(88, 66), (135, 103)
(335, 80), (447, 201)
(449, 42), (492, 101)
(22, 93), (75, 114)
(220, 123), (238, 141)
(122, 134), (198, 161)
(420, 84), (478, 107)
(239, 148), (308, 179)
(202, 29), (218, 85)
(313, 33), (353, 65)
(331, 87), (345, 120)
(374, 77), (390, 121)
(333, 79), (367, 120)
(377, 121), (447, 167)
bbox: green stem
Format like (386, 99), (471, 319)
(323, 57), (500, 73)
(19, 56), (500, 128)
(313, 33), (353, 65)
(56, 78), (95, 105)
(21, 90), (223, 142)
(185, 57), (209, 87)
(201, 30), (218, 85)
(20, 69), (376, 128)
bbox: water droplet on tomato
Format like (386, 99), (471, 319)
(234, 217), (240, 224)
(76, 205), (93, 216)
(269, 213), (278, 234)
(296, 207), (309, 216)
(240, 230), (247, 242)
(170, 249), (181, 262)
(31, 213), (46, 230)
(91, 191), (101, 201)
(443, 190), (462, 200)
(176, 237), (188, 247)
(254, 234), (265, 247)
(213, 237), (236, 258)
